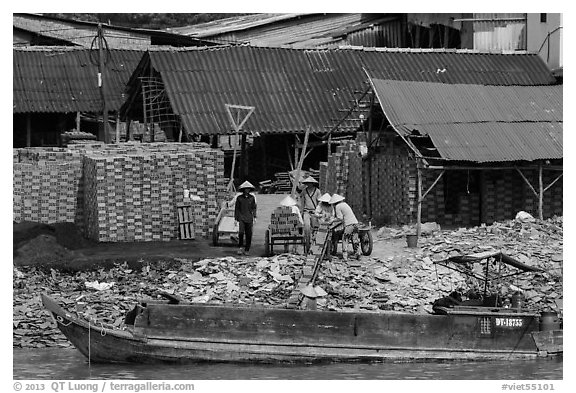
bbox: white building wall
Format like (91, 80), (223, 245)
(527, 13), (563, 70)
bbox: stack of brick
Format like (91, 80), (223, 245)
(318, 162), (328, 193)
(269, 207), (303, 236)
(13, 148), (84, 226)
(13, 143), (226, 242)
(82, 144), (225, 242)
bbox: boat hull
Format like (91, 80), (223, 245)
(42, 295), (560, 364)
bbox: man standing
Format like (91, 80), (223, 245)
(298, 176), (322, 243)
(329, 194), (360, 261)
(235, 181), (257, 256)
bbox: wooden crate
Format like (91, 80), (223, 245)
(177, 203), (195, 240)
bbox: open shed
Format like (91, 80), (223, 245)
(343, 76), (563, 229)
(120, 45), (556, 185)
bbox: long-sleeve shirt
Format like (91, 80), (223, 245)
(333, 202), (358, 227)
(235, 193), (257, 223)
(298, 187), (322, 212)
(314, 203), (333, 222)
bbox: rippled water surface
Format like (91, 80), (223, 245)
(13, 349), (562, 380)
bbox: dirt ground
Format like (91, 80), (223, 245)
(14, 193), (415, 270)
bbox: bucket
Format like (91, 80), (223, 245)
(511, 291), (525, 309)
(406, 234), (418, 248)
(540, 311), (561, 331)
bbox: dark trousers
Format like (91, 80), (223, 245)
(238, 221), (253, 251)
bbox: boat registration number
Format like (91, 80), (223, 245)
(495, 317), (524, 328)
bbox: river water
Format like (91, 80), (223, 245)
(13, 349), (562, 380)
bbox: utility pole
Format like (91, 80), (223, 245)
(97, 24), (110, 143)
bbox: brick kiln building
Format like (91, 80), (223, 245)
(341, 78), (563, 229)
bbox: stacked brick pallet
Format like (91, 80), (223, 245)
(82, 143), (225, 242)
(13, 143), (226, 242)
(13, 147), (84, 226)
(269, 207), (303, 236)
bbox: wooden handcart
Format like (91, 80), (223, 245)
(264, 206), (310, 256)
(329, 221), (373, 256)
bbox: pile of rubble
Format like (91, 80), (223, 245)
(416, 215), (563, 314)
(13, 255), (305, 348)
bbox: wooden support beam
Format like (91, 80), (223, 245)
(420, 170), (444, 202)
(426, 165), (563, 171)
(241, 134), (247, 179)
(115, 114), (121, 143)
(416, 166), (423, 240)
(538, 164), (543, 220)
(515, 167), (538, 198)
(286, 143), (294, 171)
(76, 112), (81, 132)
(126, 119), (132, 141)
(543, 173), (563, 193)
(291, 127), (310, 198)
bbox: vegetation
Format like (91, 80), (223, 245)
(44, 13), (247, 30)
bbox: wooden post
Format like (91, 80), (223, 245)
(126, 119), (132, 141)
(366, 91), (375, 218)
(115, 114), (121, 143)
(223, 104), (255, 192)
(291, 128), (310, 198)
(26, 114), (31, 147)
(416, 165), (422, 239)
(241, 134), (247, 180)
(142, 84), (147, 142)
(76, 112), (81, 132)
(294, 135), (300, 170)
(97, 24), (110, 143)
(538, 163), (544, 220)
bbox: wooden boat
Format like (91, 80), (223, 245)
(41, 292), (562, 364)
(41, 248), (561, 364)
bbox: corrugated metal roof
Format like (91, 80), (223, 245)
(139, 46), (557, 135)
(13, 14), (153, 50)
(169, 14), (309, 37)
(13, 47), (143, 113)
(370, 78), (562, 162)
(13, 14), (217, 49)
(173, 14), (404, 48)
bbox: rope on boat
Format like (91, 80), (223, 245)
(99, 323), (107, 336)
(56, 316), (72, 327)
(88, 319), (91, 367)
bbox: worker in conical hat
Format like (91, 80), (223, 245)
(329, 194), (360, 262)
(297, 176), (322, 247)
(314, 193), (333, 224)
(235, 180), (257, 256)
(280, 195), (303, 224)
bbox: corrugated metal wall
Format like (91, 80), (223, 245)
(473, 13), (527, 51)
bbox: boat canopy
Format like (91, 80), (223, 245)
(441, 250), (543, 272)
(434, 250), (544, 286)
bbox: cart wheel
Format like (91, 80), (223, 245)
(264, 229), (271, 257)
(360, 230), (373, 256)
(212, 224), (219, 246)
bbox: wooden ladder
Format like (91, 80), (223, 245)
(176, 203), (195, 240)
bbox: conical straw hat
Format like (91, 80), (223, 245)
(280, 196), (298, 207)
(317, 193), (331, 203)
(302, 176), (318, 184)
(238, 181), (255, 190)
(329, 194), (345, 204)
